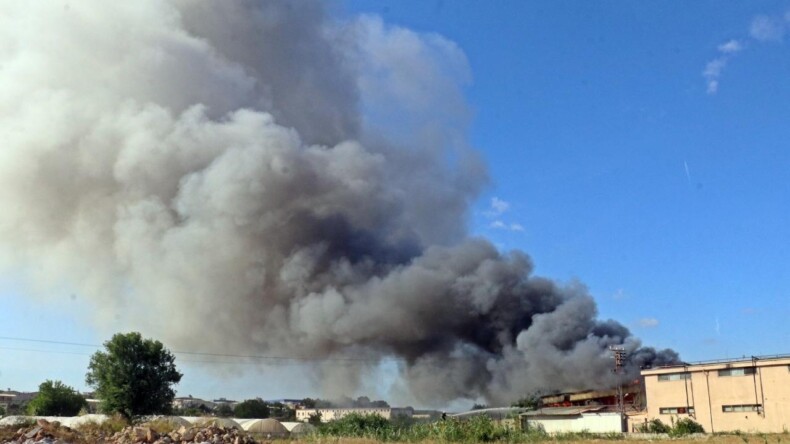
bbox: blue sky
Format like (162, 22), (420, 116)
(2, 1), (789, 403)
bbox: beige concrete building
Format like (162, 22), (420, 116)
(295, 407), (413, 423)
(642, 354), (790, 433)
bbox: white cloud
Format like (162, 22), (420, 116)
(491, 197), (510, 214)
(702, 11), (790, 95)
(750, 15), (785, 41)
(490, 220), (506, 229)
(490, 220), (524, 233)
(718, 39), (743, 54)
(484, 197), (510, 218)
(703, 57), (728, 94)
(638, 318), (660, 328)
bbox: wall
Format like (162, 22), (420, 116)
(523, 413), (624, 434)
(643, 357), (790, 433)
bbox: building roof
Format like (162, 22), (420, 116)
(520, 406), (606, 417)
(641, 353), (790, 375)
(449, 407), (526, 419)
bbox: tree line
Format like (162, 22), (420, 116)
(9, 332), (297, 421)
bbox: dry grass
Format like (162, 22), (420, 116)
(73, 415), (130, 437)
(288, 435), (789, 444)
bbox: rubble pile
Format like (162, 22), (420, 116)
(2, 419), (81, 444)
(107, 424), (257, 444)
(2, 419), (259, 444)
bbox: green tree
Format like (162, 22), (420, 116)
(233, 399), (269, 419)
(85, 332), (182, 421)
(268, 402), (295, 420)
(307, 411), (322, 425)
(26, 380), (87, 416)
(0, 404), (6, 417)
(215, 403), (233, 417)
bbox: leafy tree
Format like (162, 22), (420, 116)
(215, 403), (233, 417)
(181, 407), (206, 417)
(307, 412), (322, 425)
(85, 332), (182, 420)
(0, 405), (6, 417)
(269, 402), (295, 420)
(233, 399), (269, 419)
(26, 380), (87, 416)
(301, 398), (317, 408)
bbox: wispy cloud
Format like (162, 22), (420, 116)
(490, 220), (525, 232)
(703, 40), (742, 94)
(484, 197), (525, 233)
(612, 288), (628, 300)
(638, 318), (660, 328)
(704, 9), (790, 94)
(718, 39), (743, 53)
(490, 220), (506, 229)
(750, 15), (785, 41)
(484, 197), (510, 218)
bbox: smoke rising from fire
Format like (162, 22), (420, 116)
(0, 1), (677, 405)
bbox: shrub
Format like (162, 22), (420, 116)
(669, 417), (705, 436)
(233, 399), (269, 419)
(636, 418), (670, 433)
(74, 415), (130, 436)
(318, 413), (395, 440)
(26, 380), (87, 416)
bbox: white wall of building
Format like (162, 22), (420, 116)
(523, 413), (624, 434)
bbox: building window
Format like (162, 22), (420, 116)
(722, 404), (761, 413)
(659, 407), (695, 415)
(717, 367), (756, 377)
(657, 372), (691, 381)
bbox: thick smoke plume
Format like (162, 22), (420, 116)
(0, 1), (677, 405)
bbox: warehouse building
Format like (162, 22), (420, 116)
(641, 354), (790, 433)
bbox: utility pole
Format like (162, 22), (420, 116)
(609, 346), (627, 416)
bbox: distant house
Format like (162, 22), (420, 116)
(0, 390), (37, 414)
(268, 399), (303, 409)
(173, 396), (215, 411)
(295, 407), (413, 423)
(0, 392), (17, 411)
(212, 398), (239, 409)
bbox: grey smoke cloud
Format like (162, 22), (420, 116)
(0, 1), (677, 406)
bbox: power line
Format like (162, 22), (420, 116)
(0, 335), (433, 365)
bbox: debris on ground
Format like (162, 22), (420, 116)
(2, 419), (259, 444)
